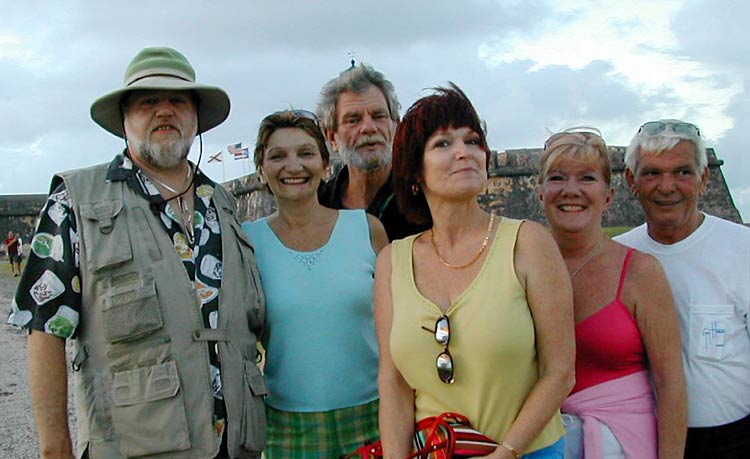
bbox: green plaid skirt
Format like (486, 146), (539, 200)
(265, 399), (380, 459)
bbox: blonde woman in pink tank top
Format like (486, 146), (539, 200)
(538, 129), (687, 458)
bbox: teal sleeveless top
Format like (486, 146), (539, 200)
(242, 209), (379, 411)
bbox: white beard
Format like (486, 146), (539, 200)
(130, 135), (193, 170)
(339, 135), (392, 172)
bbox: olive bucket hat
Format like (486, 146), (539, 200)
(90, 46), (230, 138)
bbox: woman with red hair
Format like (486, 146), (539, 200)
(375, 84), (574, 458)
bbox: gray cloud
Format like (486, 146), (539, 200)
(668, 0), (750, 219)
(672, 0), (750, 71)
(1, 0), (747, 222)
(28, 0), (547, 55)
(711, 82), (750, 219)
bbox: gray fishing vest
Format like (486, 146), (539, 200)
(57, 162), (267, 459)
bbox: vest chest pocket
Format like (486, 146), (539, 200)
(111, 360), (191, 457)
(242, 360), (268, 453)
(101, 270), (163, 344)
(80, 200), (133, 272)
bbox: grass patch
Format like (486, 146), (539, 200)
(0, 255), (25, 278)
(0, 259), (14, 276)
(604, 227), (632, 237)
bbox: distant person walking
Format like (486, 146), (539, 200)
(4, 231), (21, 277)
(15, 232), (23, 273)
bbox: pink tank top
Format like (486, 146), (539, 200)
(571, 249), (646, 394)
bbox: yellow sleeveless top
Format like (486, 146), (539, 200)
(390, 217), (564, 452)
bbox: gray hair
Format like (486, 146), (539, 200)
(625, 119), (707, 174)
(316, 63), (400, 133)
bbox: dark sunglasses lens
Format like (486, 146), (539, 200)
(434, 316), (450, 345)
(436, 351), (454, 384)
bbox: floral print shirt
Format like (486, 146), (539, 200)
(7, 152), (228, 446)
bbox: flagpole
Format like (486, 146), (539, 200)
(227, 143), (252, 179)
(244, 154), (249, 178)
(221, 150), (226, 184)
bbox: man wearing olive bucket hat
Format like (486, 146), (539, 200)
(8, 47), (267, 459)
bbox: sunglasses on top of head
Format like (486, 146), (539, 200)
(638, 121), (700, 139)
(543, 127), (604, 151)
(263, 109), (319, 126)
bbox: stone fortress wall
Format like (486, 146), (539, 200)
(0, 195), (47, 254)
(0, 147), (741, 249)
(226, 147), (742, 225)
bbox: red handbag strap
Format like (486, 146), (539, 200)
(346, 413), (474, 459)
(438, 412), (470, 425)
(405, 440), (449, 459)
(423, 416), (444, 444)
(407, 414), (457, 458)
(344, 441), (383, 458)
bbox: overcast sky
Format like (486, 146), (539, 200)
(2, 0), (748, 220)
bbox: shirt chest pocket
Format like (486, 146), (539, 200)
(80, 199), (133, 272)
(689, 304), (743, 363)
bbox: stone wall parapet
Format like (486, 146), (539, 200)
(228, 147), (741, 226)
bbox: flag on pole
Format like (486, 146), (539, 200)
(228, 143), (249, 160)
(208, 151), (223, 163)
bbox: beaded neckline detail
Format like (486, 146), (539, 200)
(290, 249), (325, 271)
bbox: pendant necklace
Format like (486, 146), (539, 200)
(569, 236), (606, 279)
(148, 165), (195, 244)
(431, 213), (495, 269)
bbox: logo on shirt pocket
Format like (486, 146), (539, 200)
(689, 304), (733, 362)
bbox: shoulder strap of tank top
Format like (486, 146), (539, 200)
(615, 248), (637, 301)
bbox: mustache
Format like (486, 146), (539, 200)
(355, 135), (386, 148)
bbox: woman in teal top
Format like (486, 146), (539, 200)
(242, 110), (388, 458)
